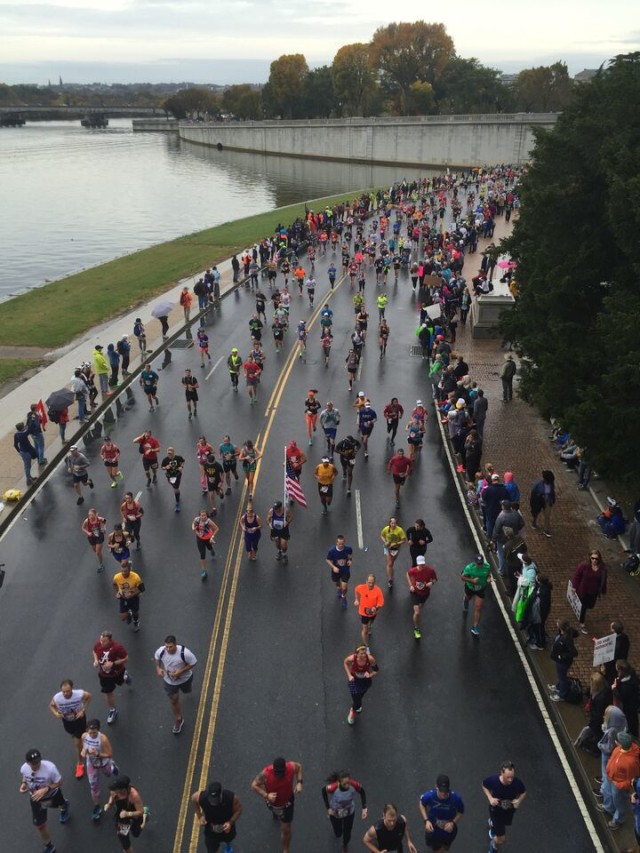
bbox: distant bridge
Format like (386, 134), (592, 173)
(0, 106), (161, 115)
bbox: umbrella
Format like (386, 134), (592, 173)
(46, 388), (75, 411)
(151, 301), (174, 318)
(498, 260), (518, 270)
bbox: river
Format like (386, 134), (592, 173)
(1, 119), (428, 301)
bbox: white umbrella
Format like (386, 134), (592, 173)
(151, 301), (173, 318)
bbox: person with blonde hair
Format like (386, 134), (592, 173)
(574, 673), (612, 755)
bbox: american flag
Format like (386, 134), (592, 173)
(285, 475), (307, 508)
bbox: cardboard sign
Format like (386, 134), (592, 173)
(566, 581), (582, 622)
(425, 303), (442, 320)
(593, 634), (617, 667)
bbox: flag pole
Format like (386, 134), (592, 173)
(283, 445), (287, 507)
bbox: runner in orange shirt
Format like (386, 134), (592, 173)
(294, 265), (306, 296)
(354, 574), (384, 650)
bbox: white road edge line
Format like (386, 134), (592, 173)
(355, 489), (364, 550)
(134, 490), (142, 503)
(205, 355), (224, 381)
(436, 410), (605, 853)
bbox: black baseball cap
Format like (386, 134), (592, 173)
(110, 775), (131, 791)
(273, 757), (286, 777)
(436, 774), (450, 792)
(25, 749), (41, 763)
(207, 781), (222, 804)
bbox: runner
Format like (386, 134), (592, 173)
(406, 415), (424, 460)
(100, 436), (124, 488)
(383, 398), (404, 446)
(325, 534), (353, 609)
(297, 319), (307, 361)
(202, 452), (225, 515)
(251, 757), (304, 853)
(407, 556), (438, 640)
(120, 492), (143, 551)
(227, 347), (242, 391)
(160, 447), (185, 512)
(344, 645), (379, 725)
(191, 781), (243, 853)
(197, 326), (212, 367)
(352, 393), (366, 427)
(82, 508), (107, 572)
(19, 748), (70, 852)
(112, 560), (144, 632)
(240, 502), (263, 561)
(314, 456), (338, 515)
(418, 774), (465, 851)
(327, 263), (337, 290)
(406, 518), (434, 564)
(219, 435), (240, 495)
(133, 430), (160, 488)
(358, 402), (377, 460)
(196, 435), (215, 494)
(107, 524), (132, 565)
(380, 517), (407, 589)
(285, 440), (307, 487)
(387, 447), (413, 507)
(103, 776), (145, 852)
(192, 509), (219, 580)
(363, 804), (418, 853)
(378, 318), (390, 358)
(322, 770), (367, 850)
(266, 501), (293, 563)
(182, 368), (199, 418)
(482, 761), (527, 852)
(345, 348), (359, 393)
(238, 439), (261, 499)
(354, 574), (385, 649)
(91, 630), (130, 725)
(49, 680), (91, 780)
(321, 328), (333, 367)
(461, 553), (492, 637)
(294, 264), (306, 295)
(377, 292), (388, 320)
(305, 389), (321, 445)
(335, 434), (360, 496)
(355, 307), (369, 342)
(140, 362), (159, 411)
(320, 401), (340, 456)
(243, 352), (262, 405)
(272, 315), (285, 352)
(80, 718), (118, 821)
(248, 313), (263, 342)
(154, 634), (198, 735)
(305, 275), (316, 307)
(68, 445), (94, 505)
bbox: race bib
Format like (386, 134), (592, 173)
(117, 823), (131, 836)
(500, 800), (513, 810)
(335, 806), (353, 818)
(169, 477), (177, 484)
(320, 486), (329, 493)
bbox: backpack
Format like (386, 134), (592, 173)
(116, 339), (126, 355)
(623, 554), (640, 574)
(159, 645), (186, 663)
(47, 408), (60, 424)
(564, 677), (585, 705)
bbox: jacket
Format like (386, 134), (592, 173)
(550, 630), (578, 665)
(606, 743), (640, 791)
(571, 561), (607, 599)
(598, 707), (628, 756)
(93, 348), (109, 375)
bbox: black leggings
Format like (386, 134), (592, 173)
(330, 813), (355, 846)
(386, 419), (399, 441)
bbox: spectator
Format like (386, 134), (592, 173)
(574, 673), (613, 756)
(472, 389), (488, 438)
(483, 474), (510, 538)
(57, 407), (69, 442)
(26, 403), (47, 466)
(107, 343), (120, 387)
(595, 705), (628, 797)
(179, 286), (193, 322)
(613, 661), (640, 737)
(463, 429), (482, 482)
(70, 368), (89, 422)
(492, 500), (524, 576)
(500, 354), (517, 402)
(526, 574), (553, 650)
(549, 619), (579, 702)
(577, 448), (592, 490)
(116, 336), (131, 376)
(571, 550), (607, 635)
(597, 498), (626, 539)
(602, 622), (631, 684)
(92, 344), (110, 396)
(13, 421), (37, 485)
(599, 732), (640, 831)
(530, 470), (556, 538)
(503, 471), (520, 506)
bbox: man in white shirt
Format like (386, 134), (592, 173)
(48, 679), (92, 780)
(19, 748), (70, 852)
(154, 634), (197, 736)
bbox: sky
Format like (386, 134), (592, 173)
(1, 0), (638, 85)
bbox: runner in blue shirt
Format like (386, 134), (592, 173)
(357, 402), (377, 460)
(482, 762), (527, 852)
(325, 535), (353, 609)
(419, 774), (464, 851)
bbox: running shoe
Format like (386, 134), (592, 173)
(77, 496), (84, 505)
(201, 570), (208, 581)
(117, 472), (124, 481)
(550, 694), (564, 702)
(336, 588), (343, 598)
(44, 843), (56, 853)
(126, 611), (132, 625)
(111, 481), (118, 489)
(75, 762), (85, 779)
(414, 627), (422, 639)
(225, 488), (232, 496)
(172, 718), (185, 735)
(107, 708), (118, 725)
(547, 684), (559, 693)
(387, 578), (393, 590)
(123, 670), (132, 685)
(88, 480), (94, 489)
(223, 844), (234, 853)
(488, 819), (496, 839)
(347, 709), (356, 726)
(97, 563), (104, 574)
(152, 475), (157, 483)
(59, 801), (71, 823)
(132, 620), (140, 633)
(282, 553), (288, 564)
(174, 503), (181, 513)
(92, 804), (103, 821)
(471, 625), (480, 637)
(135, 540), (141, 551)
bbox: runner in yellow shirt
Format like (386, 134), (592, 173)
(314, 457), (337, 515)
(379, 517), (407, 590)
(112, 561), (144, 632)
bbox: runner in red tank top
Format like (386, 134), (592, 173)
(251, 756), (303, 853)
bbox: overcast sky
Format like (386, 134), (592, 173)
(1, 0), (638, 84)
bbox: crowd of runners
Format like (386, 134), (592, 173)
(16, 167), (555, 853)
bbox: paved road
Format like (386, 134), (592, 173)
(0, 245), (597, 852)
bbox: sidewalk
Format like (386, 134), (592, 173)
(456, 230), (638, 851)
(0, 257), (237, 508)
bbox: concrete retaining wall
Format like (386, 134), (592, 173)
(178, 114), (558, 168)
(132, 118), (179, 132)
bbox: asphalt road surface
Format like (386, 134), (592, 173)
(0, 245), (597, 853)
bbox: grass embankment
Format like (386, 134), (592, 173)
(0, 189), (372, 350)
(0, 358), (40, 385)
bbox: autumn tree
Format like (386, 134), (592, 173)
(512, 62), (575, 112)
(222, 84), (263, 120)
(500, 53), (640, 484)
(331, 43), (378, 116)
(263, 53), (309, 119)
(369, 21), (455, 115)
(164, 87), (220, 120)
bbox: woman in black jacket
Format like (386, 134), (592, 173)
(549, 619), (578, 702)
(613, 660), (640, 737)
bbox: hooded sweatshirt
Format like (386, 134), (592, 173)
(606, 742), (640, 791)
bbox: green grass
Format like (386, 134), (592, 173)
(0, 358), (40, 385)
(0, 188), (373, 348)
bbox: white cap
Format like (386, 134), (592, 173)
(358, 391), (365, 397)
(416, 555), (426, 565)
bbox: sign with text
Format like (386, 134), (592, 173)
(566, 581), (582, 622)
(593, 634), (617, 667)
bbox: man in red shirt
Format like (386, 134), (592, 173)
(387, 447), (413, 507)
(133, 430), (160, 488)
(285, 440), (306, 482)
(251, 756), (303, 853)
(91, 630), (130, 725)
(407, 556), (438, 640)
(243, 353), (262, 405)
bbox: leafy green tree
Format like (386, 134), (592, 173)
(164, 87), (220, 120)
(331, 43), (378, 116)
(512, 62), (575, 112)
(301, 66), (337, 118)
(369, 20), (455, 115)
(435, 57), (511, 113)
(264, 53), (309, 119)
(500, 53), (640, 484)
(222, 84), (263, 120)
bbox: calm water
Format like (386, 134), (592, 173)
(1, 119), (425, 300)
